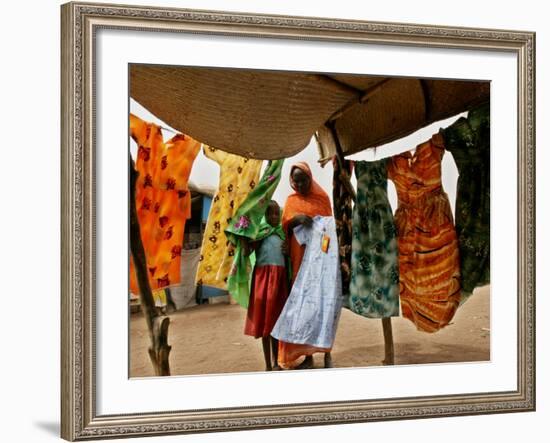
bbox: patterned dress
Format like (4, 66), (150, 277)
(129, 114), (201, 294)
(195, 146), (262, 289)
(387, 134), (461, 333)
(441, 103), (490, 297)
(332, 158), (354, 298)
(349, 159), (400, 318)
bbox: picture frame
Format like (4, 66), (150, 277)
(61, 1), (535, 440)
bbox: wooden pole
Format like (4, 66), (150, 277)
(327, 122), (395, 366)
(382, 317), (395, 365)
(327, 78), (391, 123)
(129, 155), (172, 376)
(327, 122), (356, 201)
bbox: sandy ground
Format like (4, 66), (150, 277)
(130, 286), (490, 377)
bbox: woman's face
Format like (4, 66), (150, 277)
(291, 167), (311, 195)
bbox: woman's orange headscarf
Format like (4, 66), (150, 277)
(282, 162), (332, 282)
(278, 162), (333, 369)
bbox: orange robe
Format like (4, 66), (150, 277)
(278, 162), (333, 368)
(387, 134), (461, 332)
(129, 114), (201, 294)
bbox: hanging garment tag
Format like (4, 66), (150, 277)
(321, 234), (330, 253)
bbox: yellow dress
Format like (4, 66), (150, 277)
(196, 146), (262, 288)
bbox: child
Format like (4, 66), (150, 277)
(243, 200), (289, 371)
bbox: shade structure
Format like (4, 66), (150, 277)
(130, 65), (489, 159)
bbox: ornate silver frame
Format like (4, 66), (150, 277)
(61, 2), (536, 440)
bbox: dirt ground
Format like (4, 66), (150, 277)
(130, 285), (490, 377)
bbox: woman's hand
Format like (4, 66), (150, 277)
(294, 214), (313, 228)
(287, 214), (313, 233)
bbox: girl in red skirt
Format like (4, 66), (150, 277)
(243, 201), (289, 371)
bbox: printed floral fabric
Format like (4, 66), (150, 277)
(387, 134), (461, 333)
(195, 146), (262, 289)
(332, 158), (354, 298)
(349, 159), (400, 318)
(224, 160), (285, 307)
(441, 103), (490, 297)
(129, 114), (201, 294)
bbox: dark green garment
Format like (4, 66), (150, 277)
(349, 159), (400, 318)
(441, 103), (490, 296)
(224, 160), (285, 308)
(332, 159), (353, 298)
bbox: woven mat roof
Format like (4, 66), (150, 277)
(130, 65), (489, 159)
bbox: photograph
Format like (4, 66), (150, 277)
(127, 65), (491, 377)
(2, 0), (548, 441)
(59, 2), (535, 439)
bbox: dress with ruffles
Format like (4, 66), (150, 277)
(387, 134), (461, 333)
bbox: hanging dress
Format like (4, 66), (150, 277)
(129, 114), (201, 294)
(332, 158), (354, 298)
(224, 159), (285, 308)
(349, 159), (400, 318)
(271, 216), (343, 355)
(195, 146), (262, 289)
(387, 134), (461, 333)
(440, 103), (490, 298)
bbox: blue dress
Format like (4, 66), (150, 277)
(271, 216), (344, 348)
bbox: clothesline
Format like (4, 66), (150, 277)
(131, 103), (489, 320)
(159, 125), (179, 134)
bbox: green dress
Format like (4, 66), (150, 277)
(224, 160), (285, 308)
(349, 159), (400, 318)
(441, 103), (490, 297)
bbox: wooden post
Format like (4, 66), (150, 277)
(327, 122), (356, 202)
(129, 155), (172, 376)
(327, 122), (395, 366)
(382, 317), (395, 365)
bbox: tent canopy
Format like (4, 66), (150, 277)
(130, 65), (489, 160)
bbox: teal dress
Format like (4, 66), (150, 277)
(349, 159), (400, 318)
(441, 103), (490, 297)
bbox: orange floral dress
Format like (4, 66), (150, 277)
(129, 114), (201, 294)
(387, 134), (461, 333)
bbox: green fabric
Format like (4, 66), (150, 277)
(349, 159), (400, 318)
(441, 103), (490, 299)
(225, 160), (285, 308)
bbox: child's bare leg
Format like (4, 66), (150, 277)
(261, 337), (272, 371)
(296, 355), (314, 370)
(324, 352), (333, 368)
(271, 338), (281, 370)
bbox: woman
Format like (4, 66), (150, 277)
(278, 162), (334, 369)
